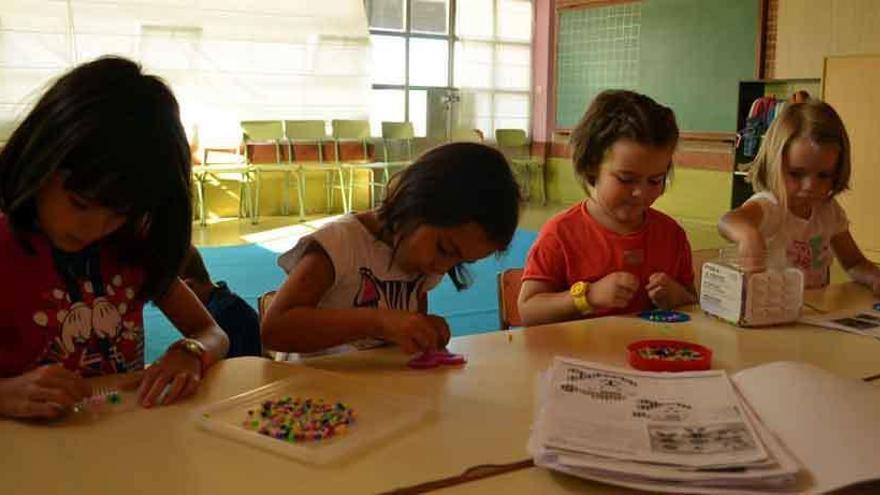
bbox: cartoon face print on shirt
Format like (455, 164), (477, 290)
(33, 273), (144, 376)
(788, 235), (830, 288)
(353, 267), (424, 311)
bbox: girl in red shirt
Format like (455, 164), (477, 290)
(520, 90), (696, 325)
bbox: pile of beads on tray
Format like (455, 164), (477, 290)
(637, 345), (703, 361)
(242, 397), (355, 443)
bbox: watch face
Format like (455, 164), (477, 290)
(570, 281), (585, 296)
(183, 339), (205, 356)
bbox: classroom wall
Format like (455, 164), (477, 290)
(775, 0), (880, 78)
(544, 155), (731, 226)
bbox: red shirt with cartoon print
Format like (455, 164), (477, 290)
(0, 216), (146, 378)
(523, 202), (695, 318)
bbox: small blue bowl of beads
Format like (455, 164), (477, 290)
(638, 310), (691, 323)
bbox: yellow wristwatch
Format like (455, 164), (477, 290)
(569, 281), (593, 315)
(170, 338), (209, 371)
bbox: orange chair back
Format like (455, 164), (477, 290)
(497, 268), (524, 330)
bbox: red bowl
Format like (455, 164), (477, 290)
(627, 339), (712, 372)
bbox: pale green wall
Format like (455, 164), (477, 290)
(544, 157), (732, 226)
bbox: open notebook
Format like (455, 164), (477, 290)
(529, 358), (880, 494)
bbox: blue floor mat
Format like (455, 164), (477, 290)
(144, 230), (537, 362)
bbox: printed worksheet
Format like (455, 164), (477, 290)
(799, 307), (880, 337)
(540, 358), (768, 468)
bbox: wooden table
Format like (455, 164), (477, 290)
(3, 283), (879, 494)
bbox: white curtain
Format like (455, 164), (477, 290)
(0, 0), (371, 147)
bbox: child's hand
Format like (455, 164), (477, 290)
(379, 311), (451, 354)
(138, 347), (202, 408)
(737, 234), (767, 272)
(587, 272), (640, 309)
(0, 365), (90, 419)
(646, 272), (695, 309)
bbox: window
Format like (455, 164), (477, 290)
(365, 0), (532, 139)
(455, 0), (532, 139)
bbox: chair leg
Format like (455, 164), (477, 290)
(282, 171), (290, 216)
(196, 176), (207, 227)
(346, 167), (355, 213)
(341, 167), (351, 213)
(368, 169), (376, 209)
(239, 172), (252, 219)
(252, 169), (261, 225)
(296, 169), (306, 222)
(537, 164), (547, 205)
(325, 170), (332, 213)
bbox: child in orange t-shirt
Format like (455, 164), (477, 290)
(519, 90), (696, 325)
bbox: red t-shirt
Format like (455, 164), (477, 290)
(0, 216), (146, 378)
(523, 202), (694, 317)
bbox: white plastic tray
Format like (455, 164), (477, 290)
(194, 371), (432, 465)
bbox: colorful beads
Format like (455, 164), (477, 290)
(639, 310), (690, 323)
(637, 346), (703, 361)
(242, 397), (355, 443)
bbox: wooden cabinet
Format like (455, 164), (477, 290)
(823, 55), (880, 260)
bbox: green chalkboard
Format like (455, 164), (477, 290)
(556, 0), (758, 132)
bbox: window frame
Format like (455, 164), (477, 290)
(366, 0), (532, 139)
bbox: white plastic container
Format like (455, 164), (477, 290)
(699, 248), (803, 327)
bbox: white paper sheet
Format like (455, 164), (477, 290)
(732, 361), (880, 494)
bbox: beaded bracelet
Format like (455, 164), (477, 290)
(242, 397), (355, 443)
(73, 389), (123, 413)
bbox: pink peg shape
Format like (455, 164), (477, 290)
(407, 348), (467, 369)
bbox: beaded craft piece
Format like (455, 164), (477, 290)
(242, 397), (355, 443)
(73, 388), (123, 414)
(407, 348), (467, 369)
(638, 310), (691, 323)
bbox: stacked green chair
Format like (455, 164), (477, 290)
(192, 145), (252, 227)
(377, 121), (416, 199)
(283, 120), (348, 215)
(449, 128), (484, 142)
(331, 119), (385, 210)
(495, 128), (546, 204)
(242, 120), (303, 223)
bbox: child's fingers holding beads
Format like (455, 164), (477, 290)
(23, 401), (66, 419)
(36, 365), (90, 402)
(426, 315), (451, 347)
(618, 272), (640, 291)
(646, 272), (670, 292)
(26, 382), (81, 410)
